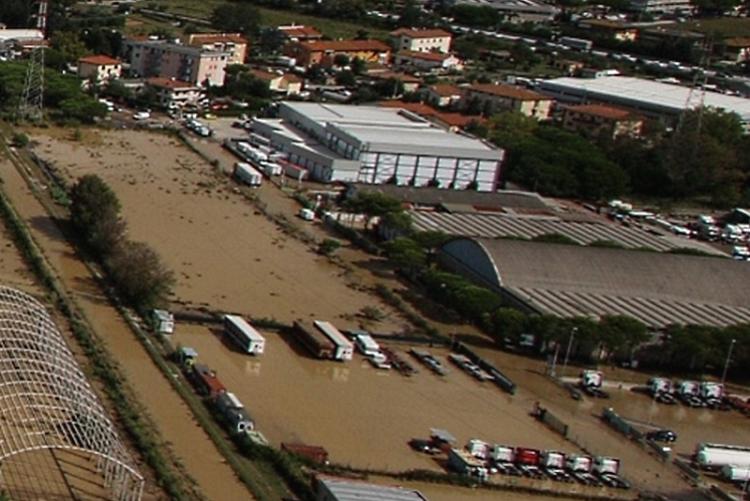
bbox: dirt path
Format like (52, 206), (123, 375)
(0, 157), (252, 501)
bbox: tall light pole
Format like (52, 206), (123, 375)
(562, 327), (578, 377)
(721, 338), (736, 386)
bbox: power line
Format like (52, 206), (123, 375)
(18, 0), (48, 123)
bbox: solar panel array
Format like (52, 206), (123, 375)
(412, 211), (680, 251)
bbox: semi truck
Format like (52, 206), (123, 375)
(677, 380), (703, 407)
(648, 377), (677, 404)
(234, 162), (263, 187)
(540, 450), (570, 481)
(593, 456), (629, 489)
(580, 370), (609, 398)
(721, 465), (750, 483)
(514, 447), (542, 478)
(700, 381), (725, 408)
(695, 443), (750, 470)
(224, 314), (265, 355)
(566, 454), (600, 486)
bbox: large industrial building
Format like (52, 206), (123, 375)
(439, 238), (750, 328)
(315, 476), (429, 501)
(251, 102), (504, 190)
(538, 76), (750, 129)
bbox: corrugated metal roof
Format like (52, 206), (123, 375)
(318, 477), (428, 501)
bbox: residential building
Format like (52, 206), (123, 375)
(379, 100), (484, 131)
(315, 476), (429, 501)
(451, 0), (559, 23)
(368, 70), (422, 93)
(184, 32), (248, 65)
(251, 101), (503, 190)
(248, 68), (303, 95)
(390, 27), (453, 54)
(720, 37), (750, 63)
(284, 39), (391, 68)
(464, 83), (552, 120)
(424, 84), (464, 108)
(538, 75), (750, 131)
(439, 237), (750, 328)
(577, 19), (639, 42)
(77, 55), (122, 83)
(122, 38), (230, 86)
(629, 0), (693, 13)
(394, 50), (464, 71)
(277, 24), (323, 42)
(562, 103), (644, 139)
(0, 28), (45, 56)
(145, 78), (204, 108)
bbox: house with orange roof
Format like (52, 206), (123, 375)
(185, 32), (249, 65)
(248, 68), (304, 95)
(145, 78), (204, 109)
(394, 50), (463, 72)
(464, 83), (552, 119)
(284, 39), (391, 68)
(278, 25), (323, 42)
(562, 103), (644, 139)
(77, 55), (122, 84)
(390, 27), (452, 54)
(720, 37), (750, 63)
(424, 84), (464, 108)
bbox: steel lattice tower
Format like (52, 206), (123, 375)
(18, 0), (48, 122)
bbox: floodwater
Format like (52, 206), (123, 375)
(0, 154), (251, 501)
(173, 323), (572, 472)
(32, 130), (409, 332)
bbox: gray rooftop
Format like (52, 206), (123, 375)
(282, 101), (428, 127)
(412, 211), (723, 254)
(441, 238), (750, 328)
(348, 184), (553, 211)
(539, 76), (750, 122)
(317, 477), (429, 501)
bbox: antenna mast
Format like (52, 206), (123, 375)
(18, 0), (48, 122)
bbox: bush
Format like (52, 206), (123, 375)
(318, 238), (341, 256)
(11, 132), (28, 147)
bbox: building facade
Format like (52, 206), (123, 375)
(248, 68), (303, 95)
(184, 32), (248, 65)
(145, 78), (204, 108)
(394, 50), (464, 71)
(77, 55), (122, 83)
(251, 102), (503, 190)
(123, 38), (230, 86)
(283, 40), (391, 67)
(562, 103), (644, 139)
(390, 28), (452, 53)
(464, 83), (553, 119)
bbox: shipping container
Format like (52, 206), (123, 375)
(292, 321), (335, 359)
(314, 320), (353, 361)
(224, 314), (265, 355)
(234, 162), (263, 187)
(189, 363), (226, 398)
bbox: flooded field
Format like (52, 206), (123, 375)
(172, 323), (573, 473)
(31, 130), (409, 332)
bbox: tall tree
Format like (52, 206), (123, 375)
(70, 174), (125, 256)
(211, 2), (261, 36)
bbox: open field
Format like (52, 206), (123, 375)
(30, 128), (410, 333)
(146, 0), (388, 39)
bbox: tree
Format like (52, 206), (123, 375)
(343, 192), (403, 229)
(318, 238), (341, 256)
(70, 174), (125, 256)
(333, 54), (350, 67)
(398, 0), (423, 27)
(335, 70), (356, 87)
(50, 31), (87, 64)
(350, 57), (366, 75)
(598, 315), (648, 361)
(211, 2), (261, 36)
(384, 237), (427, 275)
(106, 241), (175, 311)
(488, 308), (526, 344)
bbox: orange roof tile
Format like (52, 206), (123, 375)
(566, 103), (641, 120)
(468, 83), (547, 101)
(390, 28), (452, 39)
(278, 25), (323, 38)
(397, 50), (455, 62)
(78, 55), (120, 66)
(301, 39), (391, 53)
(429, 84), (463, 97)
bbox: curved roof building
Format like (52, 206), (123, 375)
(0, 286), (143, 500)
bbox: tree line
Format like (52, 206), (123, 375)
(340, 191), (750, 380)
(70, 175), (174, 312)
(470, 108), (750, 206)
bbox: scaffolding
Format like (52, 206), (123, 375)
(0, 286), (144, 500)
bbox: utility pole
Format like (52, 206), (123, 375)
(19, 0), (48, 122)
(720, 338), (736, 386)
(561, 327), (578, 378)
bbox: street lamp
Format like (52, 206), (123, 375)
(721, 338), (737, 386)
(562, 327), (578, 377)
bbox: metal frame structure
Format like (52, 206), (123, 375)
(0, 286), (143, 500)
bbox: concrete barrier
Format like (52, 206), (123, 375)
(533, 403), (569, 438)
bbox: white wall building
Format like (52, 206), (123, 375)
(251, 102), (503, 191)
(390, 28), (453, 54)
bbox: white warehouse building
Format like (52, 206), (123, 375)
(251, 102), (504, 191)
(538, 76), (750, 131)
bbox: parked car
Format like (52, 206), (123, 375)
(646, 430), (677, 443)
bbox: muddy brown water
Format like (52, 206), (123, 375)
(0, 156), (251, 500)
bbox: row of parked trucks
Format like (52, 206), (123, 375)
(647, 377), (727, 408)
(178, 347), (256, 435)
(447, 440), (629, 489)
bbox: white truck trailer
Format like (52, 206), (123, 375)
(224, 314), (265, 355)
(234, 162), (263, 187)
(314, 320), (353, 361)
(696, 443), (750, 470)
(721, 465), (750, 483)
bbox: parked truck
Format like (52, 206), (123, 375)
(540, 450), (570, 481)
(580, 370), (609, 398)
(566, 454), (600, 486)
(594, 456), (629, 489)
(677, 380), (703, 407)
(700, 381), (725, 408)
(467, 439), (490, 459)
(514, 447), (542, 478)
(648, 377), (677, 404)
(234, 162), (263, 187)
(721, 465), (750, 483)
(695, 443), (750, 470)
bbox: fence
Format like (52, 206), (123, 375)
(601, 407), (644, 441)
(533, 403), (569, 438)
(452, 341), (516, 394)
